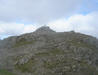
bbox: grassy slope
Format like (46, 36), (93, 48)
(0, 69), (15, 75)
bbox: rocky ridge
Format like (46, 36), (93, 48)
(0, 26), (98, 75)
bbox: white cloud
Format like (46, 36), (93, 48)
(48, 12), (98, 37)
(22, 25), (38, 34)
(0, 12), (98, 39)
(47, 19), (73, 32)
(0, 22), (39, 39)
(0, 0), (97, 39)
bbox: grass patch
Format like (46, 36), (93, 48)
(49, 49), (65, 55)
(35, 49), (65, 57)
(69, 39), (96, 50)
(15, 59), (36, 73)
(79, 61), (96, 75)
(35, 52), (50, 57)
(0, 69), (15, 75)
(13, 38), (35, 48)
(43, 57), (68, 69)
(43, 60), (60, 69)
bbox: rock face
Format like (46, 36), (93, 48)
(0, 26), (98, 75)
(34, 26), (55, 34)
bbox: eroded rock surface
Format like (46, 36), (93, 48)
(0, 26), (98, 75)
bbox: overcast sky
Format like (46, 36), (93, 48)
(0, 0), (98, 39)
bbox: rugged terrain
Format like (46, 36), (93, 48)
(0, 26), (98, 75)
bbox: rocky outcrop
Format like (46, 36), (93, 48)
(0, 26), (98, 75)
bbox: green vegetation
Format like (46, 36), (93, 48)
(35, 48), (65, 57)
(49, 48), (65, 55)
(15, 48), (65, 72)
(15, 59), (36, 72)
(69, 39), (95, 50)
(43, 60), (61, 69)
(35, 52), (50, 56)
(43, 58), (98, 75)
(0, 69), (15, 75)
(13, 38), (34, 48)
(78, 61), (96, 75)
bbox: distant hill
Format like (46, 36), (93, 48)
(0, 26), (98, 75)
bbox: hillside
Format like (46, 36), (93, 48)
(0, 26), (98, 75)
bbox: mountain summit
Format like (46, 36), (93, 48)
(34, 26), (55, 34)
(0, 26), (98, 75)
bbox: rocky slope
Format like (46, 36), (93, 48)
(0, 26), (98, 75)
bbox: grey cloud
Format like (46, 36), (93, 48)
(0, 0), (83, 23)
